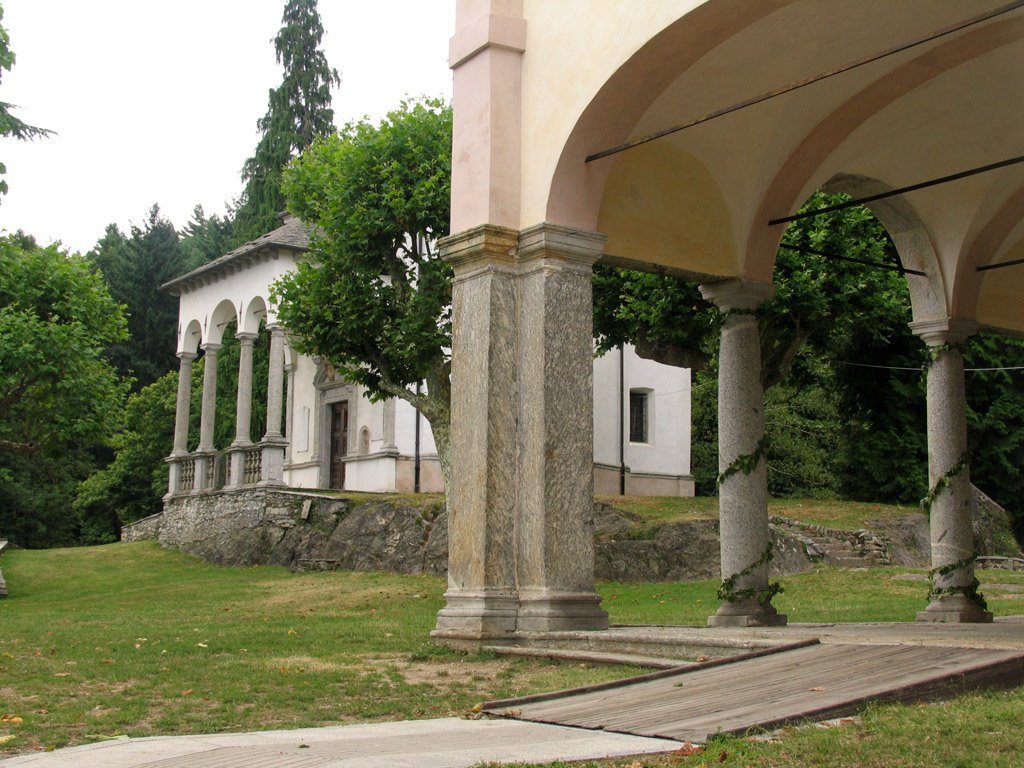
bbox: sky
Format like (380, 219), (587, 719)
(0, 0), (455, 254)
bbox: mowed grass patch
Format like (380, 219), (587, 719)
(599, 566), (1024, 625)
(598, 495), (921, 530)
(0, 543), (639, 755)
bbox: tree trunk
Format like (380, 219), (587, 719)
(420, 365), (452, 496)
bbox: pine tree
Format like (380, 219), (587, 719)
(234, 0), (340, 242)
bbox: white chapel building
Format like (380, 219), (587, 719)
(161, 216), (694, 497)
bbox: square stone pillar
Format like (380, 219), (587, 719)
(513, 224), (609, 632)
(911, 318), (991, 623)
(699, 279), (785, 627)
(433, 225), (522, 642)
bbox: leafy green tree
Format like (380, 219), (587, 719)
(594, 194), (919, 498)
(275, 99), (453, 487)
(180, 204), (235, 272)
(0, 4), (52, 200)
(0, 234), (127, 546)
(234, 0), (340, 242)
(89, 205), (189, 388)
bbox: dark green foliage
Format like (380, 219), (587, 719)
(180, 204), (235, 271)
(963, 333), (1024, 541)
(88, 206), (190, 389)
(0, 234), (127, 547)
(75, 324), (272, 536)
(0, 4), (53, 199)
(595, 193), (920, 500)
(275, 99), (453, 485)
(234, 0), (339, 242)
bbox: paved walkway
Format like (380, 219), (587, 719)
(5, 619), (1022, 767)
(0, 718), (678, 768)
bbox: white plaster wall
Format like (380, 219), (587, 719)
(592, 345), (691, 477)
(345, 456), (398, 493)
(284, 353), (320, 487)
(517, 0), (700, 228)
(395, 397), (439, 457)
(176, 249), (302, 352)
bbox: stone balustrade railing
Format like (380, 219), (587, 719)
(166, 440), (286, 496)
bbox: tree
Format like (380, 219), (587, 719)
(0, 234), (127, 546)
(89, 205), (189, 388)
(0, 3), (52, 200)
(234, 0), (340, 242)
(593, 194), (920, 498)
(180, 204), (235, 272)
(274, 99), (453, 487)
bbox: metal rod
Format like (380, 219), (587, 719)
(414, 381), (421, 494)
(619, 344), (626, 496)
(585, 1), (1024, 163)
(770, 154), (1024, 225)
(779, 243), (926, 276)
(977, 256), (1024, 272)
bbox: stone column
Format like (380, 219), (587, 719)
(167, 351), (197, 495)
(432, 225), (521, 643)
(227, 332), (257, 488)
(194, 343), (221, 491)
(261, 325), (287, 485)
(514, 224), (609, 632)
(911, 318), (991, 623)
(699, 279), (785, 627)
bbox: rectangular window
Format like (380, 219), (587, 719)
(629, 390), (649, 443)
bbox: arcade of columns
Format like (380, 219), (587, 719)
(430, 228), (992, 641)
(431, 1), (1002, 642)
(166, 325), (290, 495)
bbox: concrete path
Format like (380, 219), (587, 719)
(0, 718), (679, 768)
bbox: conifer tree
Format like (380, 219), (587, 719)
(234, 0), (339, 242)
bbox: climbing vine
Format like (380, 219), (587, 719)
(919, 452), (968, 515)
(717, 542), (783, 605)
(927, 555), (987, 611)
(717, 436), (769, 487)
(921, 341), (963, 375)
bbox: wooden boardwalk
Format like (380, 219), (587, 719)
(484, 641), (1024, 743)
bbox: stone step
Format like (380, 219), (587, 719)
(829, 557), (875, 568)
(483, 645), (688, 670)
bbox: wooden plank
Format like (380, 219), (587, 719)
(492, 644), (1024, 743)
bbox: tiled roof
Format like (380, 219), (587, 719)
(160, 215), (311, 295)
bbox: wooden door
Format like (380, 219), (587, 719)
(329, 401), (349, 489)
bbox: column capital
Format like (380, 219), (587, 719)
(908, 317), (978, 347)
(516, 223), (606, 268)
(235, 331), (258, 345)
(177, 350), (198, 362)
(200, 342), (222, 354)
(441, 224), (519, 275)
(699, 279), (775, 313)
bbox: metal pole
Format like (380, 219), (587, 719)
(619, 344), (626, 496)
(414, 382), (421, 494)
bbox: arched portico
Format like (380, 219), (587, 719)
(438, 0), (1024, 638)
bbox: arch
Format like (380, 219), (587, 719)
(821, 174), (947, 323)
(205, 298), (240, 346)
(240, 295), (268, 336)
(545, 0), (784, 237)
(747, 14), (1024, 284)
(954, 185), (1024, 324)
(178, 318), (203, 355)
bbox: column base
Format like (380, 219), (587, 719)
(516, 590), (609, 633)
(917, 595), (993, 623)
(708, 599), (787, 627)
(432, 590), (519, 644)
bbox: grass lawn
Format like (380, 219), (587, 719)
(2, 541), (1023, 764)
(597, 495), (920, 530)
